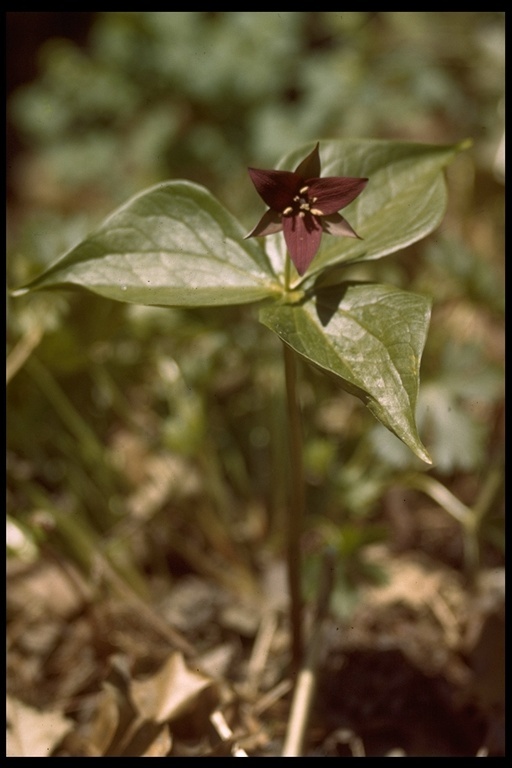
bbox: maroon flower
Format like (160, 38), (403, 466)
(245, 143), (368, 276)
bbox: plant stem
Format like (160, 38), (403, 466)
(284, 247), (293, 293)
(282, 253), (306, 673)
(282, 338), (305, 673)
(283, 292), (305, 672)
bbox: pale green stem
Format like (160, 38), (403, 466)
(402, 473), (473, 528)
(400, 469), (503, 582)
(400, 473), (478, 575)
(284, 250), (293, 293)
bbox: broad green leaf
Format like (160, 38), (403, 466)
(13, 182), (281, 307)
(259, 282), (432, 463)
(272, 138), (470, 284)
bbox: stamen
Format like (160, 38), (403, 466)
(310, 208), (324, 216)
(282, 206), (293, 215)
(299, 186), (309, 195)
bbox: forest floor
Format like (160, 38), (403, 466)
(7, 512), (505, 757)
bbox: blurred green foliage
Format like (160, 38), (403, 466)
(7, 12), (504, 597)
(8, 12), (505, 210)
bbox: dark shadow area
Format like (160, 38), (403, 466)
(312, 277), (374, 327)
(316, 647), (489, 757)
(6, 12), (96, 201)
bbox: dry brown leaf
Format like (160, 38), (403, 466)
(7, 559), (88, 619)
(140, 724), (173, 756)
(85, 683), (123, 755)
(130, 652), (215, 724)
(6, 695), (72, 757)
(361, 547), (466, 647)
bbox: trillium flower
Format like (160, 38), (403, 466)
(245, 143), (368, 276)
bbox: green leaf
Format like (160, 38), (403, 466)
(259, 282), (432, 463)
(274, 138), (470, 283)
(13, 182), (281, 307)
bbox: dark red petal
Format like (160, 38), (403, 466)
(244, 209), (283, 239)
(307, 177), (368, 215)
(293, 142), (321, 180)
(248, 168), (300, 211)
(282, 214), (323, 276)
(321, 213), (362, 239)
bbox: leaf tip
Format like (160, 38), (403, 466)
(9, 286), (30, 298)
(416, 445), (433, 465)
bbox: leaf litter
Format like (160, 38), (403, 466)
(7, 535), (504, 756)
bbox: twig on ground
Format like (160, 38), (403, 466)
(246, 610), (279, 694)
(210, 710), (248, 757)
(282, 549), (337, 756)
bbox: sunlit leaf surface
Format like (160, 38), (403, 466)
(15, 182), (280, 307)
(260, 282), (432, 462)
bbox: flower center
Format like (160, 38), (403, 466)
(282, 186), (323, 218)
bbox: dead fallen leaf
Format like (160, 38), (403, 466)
(130, 652), (215, 724)
(6, 695), (72, 757)
(141, 724), (173, 756)
(84, 682), (123, 756)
